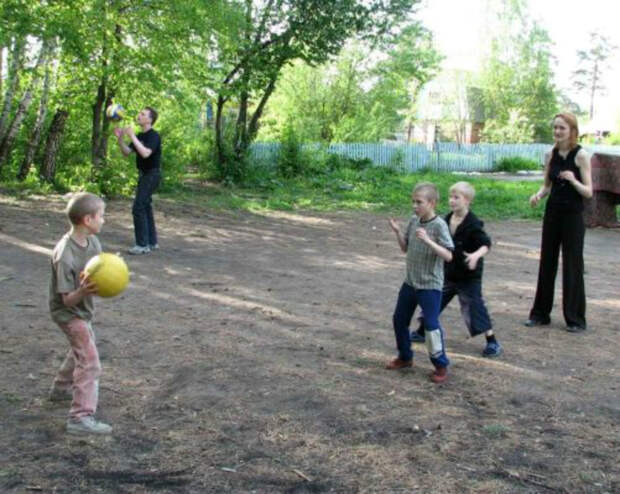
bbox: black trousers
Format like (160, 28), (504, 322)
(529, 209), (586, 328)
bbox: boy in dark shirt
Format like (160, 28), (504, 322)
(412, 182), (502, 357)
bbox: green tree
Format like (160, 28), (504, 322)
(478, 0), (559, 143)
(0, 0), (228, 188)
(257, 24), (441, 144)
(572, 32), (617, 120)
(210, 0), (417, 180)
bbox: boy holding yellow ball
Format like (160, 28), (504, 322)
(48, 192), (112, 435)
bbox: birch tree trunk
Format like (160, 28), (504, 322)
(0, 45), (48, 170)
(0, 47), (3, 106)
(0, 40), (25, 143)
(17, 48), (55, 180)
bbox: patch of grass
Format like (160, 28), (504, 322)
(1, 392), (22, 403)
(495, 156), (541, 172)
(159, 167), (544, 220)
(2, 163), (545, 220)
(482, 423), (510, 438)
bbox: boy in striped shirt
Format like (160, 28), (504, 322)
(387, 183), (454, 383)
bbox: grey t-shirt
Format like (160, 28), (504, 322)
(404, 215), (454, 290)
(49, 233), (102, 324)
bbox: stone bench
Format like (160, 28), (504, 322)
(584, 152), (620, 228)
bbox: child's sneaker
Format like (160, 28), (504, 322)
(66, 416), (112, 435)
(48, 386), (72, 402)
(430, 366), (448, 383)
(410, 331), (426, 343)
(385, 358), (413, 370)
(482, 341), (503, 358)
(128, 245), (151, 255)
(149, 243), (159, 251)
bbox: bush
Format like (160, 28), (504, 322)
(604, 133), (620, 145)
(495, 156), (540, 172)
(277, 121), (303, 178)
(325, 153), (372, 172)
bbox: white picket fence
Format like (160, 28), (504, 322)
(249, 142), (620, 172)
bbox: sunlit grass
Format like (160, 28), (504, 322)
(158, 167), (544, 220)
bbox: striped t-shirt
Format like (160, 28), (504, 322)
(404, 215), (454, 290)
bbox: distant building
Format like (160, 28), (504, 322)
(406, 71), (486, 146)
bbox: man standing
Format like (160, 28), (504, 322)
(114, 107), (161, 255)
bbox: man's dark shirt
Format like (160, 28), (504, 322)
(129, 129), (161, 173)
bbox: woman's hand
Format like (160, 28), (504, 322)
(559, 170), (577, 184)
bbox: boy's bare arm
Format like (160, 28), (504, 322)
(388, 218), (407, 253)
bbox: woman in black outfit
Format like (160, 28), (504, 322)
(525, 112), (592, 332)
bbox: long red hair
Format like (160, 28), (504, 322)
(553, 112), (579, 149)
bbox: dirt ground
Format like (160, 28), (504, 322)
(0, 193), (618, 494)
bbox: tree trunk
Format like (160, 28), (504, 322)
(233, 89), (249, 161)
(91, 83), (106, 167)
(589, 61), (598, 120)
(0, 45), (48, 170)
(0, 47), (3, 106)
(18, 52), (54, 180)
(90, 24), (119, 170)
(215, 94), (227, 166)
(40, 109), (69, 182)
(0, 40), (25, 143)
(0, 89), (34, 169)
(248, 77), (277, 143)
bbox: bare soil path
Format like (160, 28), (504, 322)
(0, 194), (618, 493)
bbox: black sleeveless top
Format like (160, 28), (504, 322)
(546, 145), (584, 213)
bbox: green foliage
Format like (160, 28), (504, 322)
(258, 24), (441, 144)
(572, 33), (617, 119)
(495, 156), (540, 172)
(605, 133), (620, 145)
(477, 0), (559, 143)
(277, 121), (302, 178)
(147, 161), (544, 221)
(481, 111), (535, 144)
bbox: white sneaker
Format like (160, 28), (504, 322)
(149, 243), (159, 250)
(128, 245), (151, 255)
(66, 416), (112, 435)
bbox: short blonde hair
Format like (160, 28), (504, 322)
(449, 181), (475, 201)
(413, 182), (439, 203)
(66, 192), (104, 225)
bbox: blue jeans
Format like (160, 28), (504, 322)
(133, 169), (161, 247)
(442, 279), (492, 337)
(392, 283), (449, 368)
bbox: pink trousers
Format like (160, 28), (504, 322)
(52, 318), (101, 419)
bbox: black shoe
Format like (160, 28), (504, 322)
(523, 318), (550, 327)
(410, 331), (426, 343)
(566, 324), (587, 333)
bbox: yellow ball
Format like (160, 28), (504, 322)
(84, 253), (130, 298)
